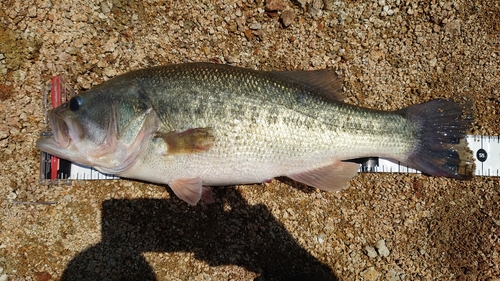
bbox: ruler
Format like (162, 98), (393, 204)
(38, 76), (500, 184)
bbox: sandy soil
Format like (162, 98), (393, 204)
(0, 0), (499, 280)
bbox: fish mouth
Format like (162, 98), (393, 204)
(36, 108), (84, 158)
(49, 110), (71, 148)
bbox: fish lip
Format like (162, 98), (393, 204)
(48, 109), (72, 149)
(36, 108), (80, 161)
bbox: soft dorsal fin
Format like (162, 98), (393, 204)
(274, 69), (345, 101)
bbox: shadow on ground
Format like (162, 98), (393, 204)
(61, 188), (338, 281)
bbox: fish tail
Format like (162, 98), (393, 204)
(399, 99), (475, 179)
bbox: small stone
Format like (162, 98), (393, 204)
(7, 192), (17, 200)
(34, 272), (52, 281)
(244, 29), (254, 40)
(365, 245), (378, 258)
(387, 268), (405, 281)
(0, 274), (6, 281)
(28, 6), (37, 17)
(309, 0), (323, 16)
(360, 267), (380, 281)
(375, 239), (390, 257)
(249, 22), (262, 30)
(104, 67), (117, 77)
(6, 117), (17, 126)
(384, 6), (394, 16)
(315, 233), (326, 244)
(265, 0), (285, 12)
(429, 57), (437, 67)
(100, 2), (110, 14)
(103, 38), (116, 53)
(280, 9), (294, 27)
(445, 20), (461, 36)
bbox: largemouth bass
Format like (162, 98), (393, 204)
(36, 63), (474, 205)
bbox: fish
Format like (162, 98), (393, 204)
(36, 63), (475, 205)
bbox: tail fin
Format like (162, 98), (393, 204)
(399, 99), (475, 179)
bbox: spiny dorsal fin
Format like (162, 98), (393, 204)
(274, 69), (345, 101)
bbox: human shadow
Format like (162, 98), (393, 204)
(61, 188), (338, 281)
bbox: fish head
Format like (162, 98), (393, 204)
(36, 81), (158, 174)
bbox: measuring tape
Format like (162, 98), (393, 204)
(39, 76), (500, 184)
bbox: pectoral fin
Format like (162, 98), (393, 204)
(288, 161), (360, 192)
(157, 128), (214, 155)
(170, 178), (214, 205)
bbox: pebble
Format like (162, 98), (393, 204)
(429, 57), (437, 67)
(383, 5), (394, 16)
(309, 0), (324, 16)
(364, 245), (378, 258)
(100, 2), (110, 14)
(265, 0), (285, 12)
(360, 267), (380, 281)
(387, 268), (405, 281)
(280, 10), (294, 27)
(315, 233), (326, 244)
(103, 38), (116, 53)
(7, 192), (17, 200)
(249, 22), (262, 30)
(375, 239), (390, 257)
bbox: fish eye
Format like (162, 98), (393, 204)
(69, 96), (84, 111)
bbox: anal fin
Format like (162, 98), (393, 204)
(287, 161), (360, 192)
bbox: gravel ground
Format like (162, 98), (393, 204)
(1, 0), (499, 280)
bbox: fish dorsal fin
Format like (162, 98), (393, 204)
(287, 161), (359, 192)
(274, 69), (345, 101)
